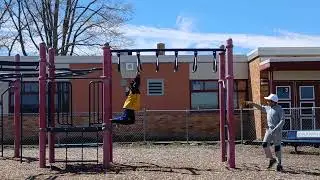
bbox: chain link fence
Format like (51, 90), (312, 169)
(0, 107), (320, 152)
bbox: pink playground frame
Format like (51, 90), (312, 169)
(38, 43), (113, 168)
(35, 39), (235, 169)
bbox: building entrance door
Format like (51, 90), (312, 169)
(273, 81), (317, 131)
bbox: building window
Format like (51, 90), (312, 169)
(191, 80), (218, 109)
(299, 86), (314, 100)
(276, 86), (291, 100)
(147, 79), (164, 96)
(190, 80), (247, 110)
(9, 81), (71, 113)
(277, 101), (291, 115)
(234, 80), (248, 109)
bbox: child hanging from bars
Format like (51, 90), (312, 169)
(110, 71), (141, 125)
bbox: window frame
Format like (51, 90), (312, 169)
(190, 80), (219, 110)
(190, 79), (248, 110)
(299, 85), (315, 101)
(8, 81), (71, 113)
(276, 86), (291, 101)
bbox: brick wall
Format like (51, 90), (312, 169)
(248, 58), (263, 139)
(260, 71), (270, 138)
(0, 111), (256, 144)
(69, 63), (190, 113)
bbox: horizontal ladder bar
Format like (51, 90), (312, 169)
(46, 126), (104, 132)
(54, 160), (99, 163)
(55, 143), (100, 148)
(0, 68), (38, 72)
(111, 48), (225, 53)
(0, 61), (39, 66)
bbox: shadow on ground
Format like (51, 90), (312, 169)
(237, 163), (320, 176)
(40, 161), (216, 176)
(0, 156), (38, 163)
(108, 162), (214, 175)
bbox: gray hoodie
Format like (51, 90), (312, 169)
(261, 104), (285, 133)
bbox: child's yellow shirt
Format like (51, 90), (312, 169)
(123, 92), (141, 111)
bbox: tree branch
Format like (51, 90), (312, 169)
(21, 0), (39, 50)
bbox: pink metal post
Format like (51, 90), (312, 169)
(102, 44), (112, 168)
(226, 38), (235, 168)
(218, 45), (226, 162)
(48, 48), (56, 163)
(14, 54), (21, 158)
(39, 43), (47, 168)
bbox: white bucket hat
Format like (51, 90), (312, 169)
(264, 93), (278, 102)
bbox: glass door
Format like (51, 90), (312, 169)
(274, 81), (317, 131)
(297, 84), (316, 130)
(275, 84), (294, 131)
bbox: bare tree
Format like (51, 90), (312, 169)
(0, 0), (134, 56)
(0, 0), (14, 53)
(0, 0), (12, 26)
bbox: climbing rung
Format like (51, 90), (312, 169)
(55, 143), (101, 148)
(46, 126), (104, 132)
(54, 160), (98, 163)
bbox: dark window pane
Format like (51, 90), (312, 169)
(22, 95), (39, 105)
(191, 92), (218, 109)
(301, 118), (314, 130)
(283, 118), (291, 130)
(23, 82), (38, 93)
(300, 102), (314, 115)
(300, 86), (314, 100)
(204, 81), (218, 90)
(192, 81), (203, 91)
(233, 91), (238, 108)
(237, 80), (247, 91)
(8, 81), (71, 113)
(278, 102), (291, 115)
(276, 86), (290, 100)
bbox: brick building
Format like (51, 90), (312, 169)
(0, 46), (319, 142)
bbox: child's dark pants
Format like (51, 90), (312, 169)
(111, 108), (135, 125)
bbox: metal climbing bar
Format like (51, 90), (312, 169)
(46, 126), (104, 132)
(0, 86), (14, 157)
(136, 52), (142, 72)
(0, 61), (39, 66)
(192, 51), (198, 73)
(174, 51), (179, 72)
(56, 82), (73, 126)
(19, 76), (23, 163)
(213, 51), (218, 73)
(0, 68), (38, 72)
(111, 48), (225, 53)
(89, 81), (103, 126)
(114, 48), (222, 73)
(0, 67), (102, 81)
(155, 51), (160, 72)
(117, 52), (121, 72)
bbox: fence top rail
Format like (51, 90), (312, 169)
(3, 106), (319, 116)
(145, 106), (320, 112)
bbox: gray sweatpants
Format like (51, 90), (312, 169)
(263, 128), (282, 164)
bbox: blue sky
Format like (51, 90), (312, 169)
(121, 0), (320, 54)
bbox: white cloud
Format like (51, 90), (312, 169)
(2, 15), (320, 56)
(120, 15), (320, 54)
(175, 15), (194, 32)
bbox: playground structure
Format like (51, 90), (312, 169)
(0, 38), (235, 169)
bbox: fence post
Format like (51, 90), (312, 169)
(143, 108), (147, 143)
(240, 108), (243, 144)
(185, 109), (189, 143)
